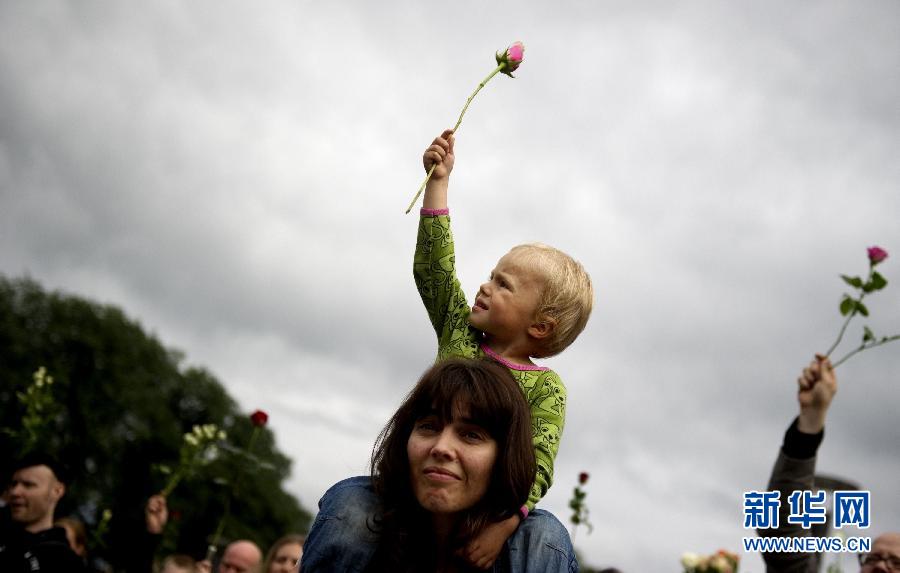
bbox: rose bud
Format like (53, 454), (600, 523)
(250, 409), (269, 427)
(867, 246), (888, 265)
(496, 41), (525, 77)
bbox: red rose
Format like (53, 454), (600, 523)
(578, 471), (589, 485)
(250, 409), (268, 427)
(867, 246), (888, 265)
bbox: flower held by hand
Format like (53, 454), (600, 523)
(496, 41), (525, 77)
(405, 41), (525, 213)
(160, 423), (226, 496)
(825, 246), (898, 368)
(868, 246), (888, 265)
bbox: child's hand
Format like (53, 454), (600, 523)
(423, 129), (455, 180)
(457, 515), (518, 569)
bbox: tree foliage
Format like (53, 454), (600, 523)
(0, 275), (311, 567)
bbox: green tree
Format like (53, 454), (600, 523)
(0, 276), (312, 568)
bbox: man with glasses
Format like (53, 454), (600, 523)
(858, 535), (900, 572)
(758, 354), (899, 572)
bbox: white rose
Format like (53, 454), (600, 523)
(709, 554), (732, 573)
(681, 552), (702, 569)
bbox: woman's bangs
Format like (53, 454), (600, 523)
(421, 377), (509, 437)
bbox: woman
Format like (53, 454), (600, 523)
(263, 534), (305, 573)
(55, 516), (88, 560)
(301, 358), (576, 572)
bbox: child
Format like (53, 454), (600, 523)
(415, 128), (594, 568)
(300, 129), (592, 573)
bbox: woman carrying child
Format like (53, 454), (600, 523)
(414, 129), (594, 566)
(301, 130), (593, 571)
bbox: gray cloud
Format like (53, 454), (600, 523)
(2, 1), (898, 570)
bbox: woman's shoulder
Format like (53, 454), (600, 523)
(330, 475), (373, 489)
(322, 475), (374, 498)
(318, 476), (378, 513)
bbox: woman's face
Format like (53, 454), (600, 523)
(407, 407), (498, 517)
(268, 542), (302, 573)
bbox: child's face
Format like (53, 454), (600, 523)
(469, 251), (544, 341)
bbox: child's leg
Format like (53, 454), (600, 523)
(499, 509), (578, 573)
(300, 476), (380, 572)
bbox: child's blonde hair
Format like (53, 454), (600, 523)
(508, 243), (594, 358)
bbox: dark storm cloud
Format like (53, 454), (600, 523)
(2, 1), (898, 570)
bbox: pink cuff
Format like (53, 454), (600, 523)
(519, 505), (529, 520)
(420, 208), (449, 216)
(481, 344), (550, 372)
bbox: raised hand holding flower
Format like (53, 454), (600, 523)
(405, 41), (525, 213)
(825, 246), (899, 368)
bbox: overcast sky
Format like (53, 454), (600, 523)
(2, 1), (898, 570)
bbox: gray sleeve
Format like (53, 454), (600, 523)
(758, 451), (820, 573)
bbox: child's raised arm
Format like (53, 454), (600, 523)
(422, 129), (455, 210)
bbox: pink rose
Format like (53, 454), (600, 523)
(867, 246), (888, 265)
(405, 40), (527, 212)
(496, 41), (525, 77)
(250, 409), (269, 427)
(506, 41), (524, 69)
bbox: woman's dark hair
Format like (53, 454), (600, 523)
(366, 358), (536, 571)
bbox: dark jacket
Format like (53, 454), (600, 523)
(0, 512), (87, 572)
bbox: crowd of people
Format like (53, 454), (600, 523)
(0, 452), (304, 572)
(4, 353), (898, 572)
(2, 129), (897, 572)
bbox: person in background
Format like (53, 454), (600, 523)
(56, 515), (89, 559)
(127, 493), (169, 573)
(758, 354), (900, 573)
(160, 554), (199, 573)
(217, 540), (263, 573)
(0, 453), (86, 571)
(263, 534), (305, 573)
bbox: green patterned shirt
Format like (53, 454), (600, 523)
(414, 211), (565, 510)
